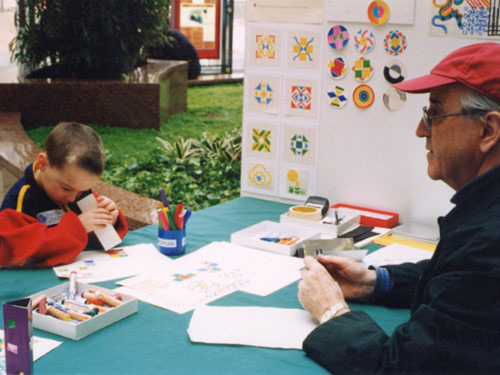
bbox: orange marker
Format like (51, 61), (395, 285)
(82, 292), (104, 306)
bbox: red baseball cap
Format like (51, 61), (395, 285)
(394, 42), (500, 103)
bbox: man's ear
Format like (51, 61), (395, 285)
(479, 111), (500, 154)
(36, 152), (49, 171)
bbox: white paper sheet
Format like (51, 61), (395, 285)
(247, 0), (324, 24)
(76, 194), (122, 250)
(116, 241), (305, 313)
(362, 243), (433, 268)
(188, 305), (318, 349)
(53, 243), (173, 283)
(1, 330), (62, 375)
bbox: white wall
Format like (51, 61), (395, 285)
(316, 1), (479, 225)
(241, 1), (498, 227)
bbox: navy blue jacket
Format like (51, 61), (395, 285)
(304, 165), (500, 374)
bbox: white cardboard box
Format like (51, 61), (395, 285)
(31, 282), (138, 340)
(280, 208), (361, 237)
(230, 220), (321, 256)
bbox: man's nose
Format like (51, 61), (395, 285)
(416, 118), (430, 138)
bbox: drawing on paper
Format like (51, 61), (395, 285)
(384, 30), (407, 56)
(291, 86), (312, 110)
(283, 126), (316, 165)
(286, 29), (321, 69)
(354, 28), (375, 53)
(430, 0), (500, 37)
(384, 59), (407, 84)
(328, 57), (348, 79)
(327, 86), (348, 108)
(327, 25), (349, 50)
(293, 36), (314, 61)
(353, 84), (375, 109)
(248, 75), (280, 114)
(249, 27), (281, 67)
(367, 0), (390, 25)
(285, 78), (318, 118)
(286, 169), (308, 195)
(252, 129), (272, 153)
(173, 273), (197, 282)
(198, 261), (222, 273)
(290, 134), (309, 156)
(107, 249), (128, 258)
(352, 57), (374, 82)
(254, 82), (274, 106)
(256, 34), (276, 59)
(248, 163), (273, 188)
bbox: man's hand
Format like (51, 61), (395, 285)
(78, 208), (114, 233)
(317, 254), (377, 300)
(96, 195), (119, 225)
(298, 256), (348, 322)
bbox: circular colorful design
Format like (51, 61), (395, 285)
(383, 86), (406, 111)
(327, 86), (348, 109)
(383, 59), (407, 84)
(352, 57), (374, 83)
(327, 25), (349, 50)
(384, 30), (407, 56)
(367, 0), (390, 25)
(354, 28), (375, 53)
(328, 57), (348, 79)
(353, 85), (375, 109)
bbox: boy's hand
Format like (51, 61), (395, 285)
(78, 209), (114, 233)
(96, 195), (119, 225)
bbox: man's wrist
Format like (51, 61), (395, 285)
(319, 303), (350, 324)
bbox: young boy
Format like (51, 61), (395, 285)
(0, 122), (128, 268)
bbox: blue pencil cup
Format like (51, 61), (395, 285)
(158, 228), (186, 255)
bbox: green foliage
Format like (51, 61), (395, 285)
(102, 130), (242, 211)
(11, 0), (170, 78)
(25, 83), (244, 211)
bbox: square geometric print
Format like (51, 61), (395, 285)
(282, 125), (317, 165)
(244, 121), (278, 160)
(246, 75), (281, 114)
(247, 162), (275, 190)
(284, 78), (319, 118)
(285, 168), (309, 196)
(286, 28), (322, 70)
(249, 26), (282, 67)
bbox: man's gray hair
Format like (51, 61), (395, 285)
(461, 87), (500, 116)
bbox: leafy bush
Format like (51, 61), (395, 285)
(11, 0), (170, 78)
(102, 130), (242, 211)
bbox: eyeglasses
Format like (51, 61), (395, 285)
(422, 106), (488, 134)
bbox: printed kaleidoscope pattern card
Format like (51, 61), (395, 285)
(286, 28), (322, 70)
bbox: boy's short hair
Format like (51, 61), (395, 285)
(44, 122), (105, 175)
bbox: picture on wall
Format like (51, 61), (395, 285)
(245, 162), (276, 194)
(244, 121), (279, 160)
(282, 125), (318, 165)
(246, 74), (281, 114)
(284, 78), (320, 118)
(249, 26), (282, 67)
(279, 166), (312, 198)
(286, 28), (322, 70)
(430, 0), (500, 38)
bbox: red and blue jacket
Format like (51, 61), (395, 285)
(0, 163), (128, 268)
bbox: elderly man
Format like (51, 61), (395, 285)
(298, 42), (500, 374)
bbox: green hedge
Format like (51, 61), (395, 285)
(102, 130), (241, 211)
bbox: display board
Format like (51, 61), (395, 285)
(174, 0), (221, 59)
(241, 0), (500, 226)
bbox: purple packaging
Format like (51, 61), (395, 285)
(3, 297), (34, 375)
